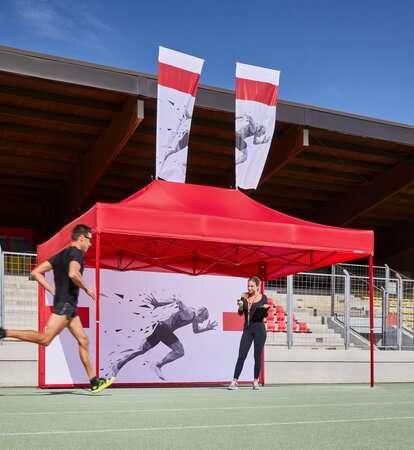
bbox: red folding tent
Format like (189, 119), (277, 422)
(38, 180), (375, 385)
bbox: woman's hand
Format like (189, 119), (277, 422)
(263, 304), (270, 309)
(237, 300), (244, 309)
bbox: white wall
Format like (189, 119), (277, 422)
(264, 347), (414, 384)
(2, 343), (414, 386)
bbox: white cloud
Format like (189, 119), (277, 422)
(13, 0), (117, 53)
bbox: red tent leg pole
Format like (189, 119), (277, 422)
(260, 263), (266, 386)
(369, 255), (374, 388)
(95, 232), (101, 378)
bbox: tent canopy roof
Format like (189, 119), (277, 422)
(38, 180), (374, 279)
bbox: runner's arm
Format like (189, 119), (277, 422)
(31, 261), (55, 296)
(68, 261), (95, 300)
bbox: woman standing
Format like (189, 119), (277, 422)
(228, 276), (270, 390)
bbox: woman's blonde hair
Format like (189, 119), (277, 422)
(248, 276), (261, 287)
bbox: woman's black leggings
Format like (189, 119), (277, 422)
(233, 322), (266, 379)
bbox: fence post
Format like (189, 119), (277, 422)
(396, 273), (403, 351)
(385, 265), (390, 347)
(0, 245), (3, 331)
(287, 274), (293, 349)
(331, 265), (336, 316)
(412, 281), (414, 351)
(381, 287), (386, 348)
(342, 269), (350, 350)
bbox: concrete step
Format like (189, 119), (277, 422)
(266, 332), (346, 343)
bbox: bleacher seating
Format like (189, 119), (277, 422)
(266, 299), (310, 333)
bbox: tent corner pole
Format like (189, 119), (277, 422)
(95, 232), (101, 379)
(259, 262), (267, 386)
(369, 255), (374, 388)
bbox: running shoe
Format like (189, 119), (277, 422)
(252, 381), (260, 390)
(91, 377), (115, 394)
(228, 381), (238, 390)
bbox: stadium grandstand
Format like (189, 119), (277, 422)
(0, 45), (414, 268)
(1, 45), (414, 389)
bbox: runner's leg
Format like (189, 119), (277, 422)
(67, 315), (95, 379)
(5, 313), (68, 346)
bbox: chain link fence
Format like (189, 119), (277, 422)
(0, 250), (38, 332)
(265, 263), (414, 350)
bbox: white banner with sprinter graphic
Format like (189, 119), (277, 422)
(156, 47), (204, 183)
(235, 63), (280, 190)
(42, 270), (256, 386)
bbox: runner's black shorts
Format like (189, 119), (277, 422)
(53, 302), (77, 320)
(147, 324), (179, 347)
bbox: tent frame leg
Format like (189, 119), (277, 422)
(95, 232), (101, 378)
(260, 263), (266, 386)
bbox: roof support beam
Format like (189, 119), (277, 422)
(308, 158), (414, 226)
(257, 125), (308, 187)
(53, 96), (144, 229)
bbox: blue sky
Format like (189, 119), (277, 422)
(1, 0), (413, 125)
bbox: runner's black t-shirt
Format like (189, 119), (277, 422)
(49, 246), (84, 306)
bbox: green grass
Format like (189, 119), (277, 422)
(1, 384), (414, 449)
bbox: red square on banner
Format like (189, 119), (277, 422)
(222, 312), (244, 331)
(46, 306), (90, 328)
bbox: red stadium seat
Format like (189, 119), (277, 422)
(298, 322), (308, 333)
(277, 321), (287, 332)
(276, 312), (285, 321)
(267, 299), (274, 316)
(267, 320), (276, 332)
(276, 305), (284, 314)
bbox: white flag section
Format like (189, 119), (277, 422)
(42, 270), (255, 386)
(235, 62), (280, 190)
(156, 47), (204, 183)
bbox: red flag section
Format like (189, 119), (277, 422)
(158, 62), (200, 96)
(236, 78), (279, 106)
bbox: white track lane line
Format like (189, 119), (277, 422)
(1, 416), (414, 437)
(1, 400), (414, 416)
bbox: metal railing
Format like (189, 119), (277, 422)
(265, 262), (414, 350)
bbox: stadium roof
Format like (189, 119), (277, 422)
(1, 45), (414, 270)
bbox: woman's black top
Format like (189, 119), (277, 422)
(238, 294), (268, 324)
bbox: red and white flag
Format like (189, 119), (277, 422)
(235, 63), (280, 189)
(156, 47), (204, 182)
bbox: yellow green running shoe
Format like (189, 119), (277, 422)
(91, 377), (115, 394)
